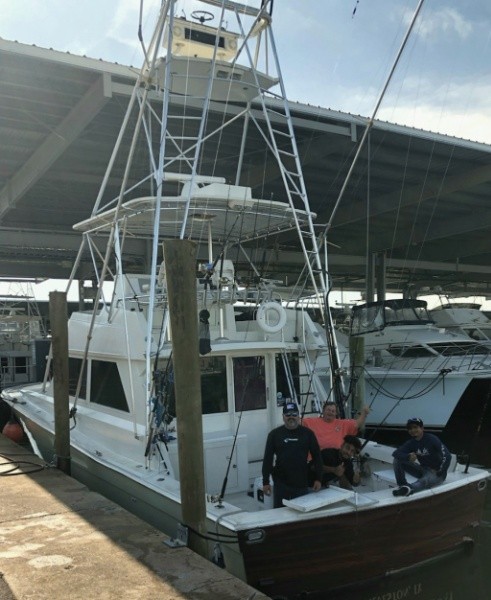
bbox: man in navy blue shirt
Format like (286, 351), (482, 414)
(392, 417), (451, 497)
(262, 402), (323, 508)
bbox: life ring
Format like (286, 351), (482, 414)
(256, 302), (287, 334)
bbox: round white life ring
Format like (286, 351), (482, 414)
(256, 302), (287, 334)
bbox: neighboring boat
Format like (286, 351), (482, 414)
(430, 301), (491, 344)
(336, 299), (491, 461)
(0, 296), (47, 388)
(2, 2), (489, 598)
(0, 290), (49, 431)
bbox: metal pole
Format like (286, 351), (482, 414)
(376, 251), (386, 302)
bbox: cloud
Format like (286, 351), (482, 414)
(379, 93), (491, 145)
(412, 7), (473, 41)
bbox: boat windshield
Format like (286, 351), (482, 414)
(386, 340), (490, 358)
(427, 341), (490, 356)
(463, 327), (491, 341)
(386, 345), (436, 358)
(351, 300), (433, 335)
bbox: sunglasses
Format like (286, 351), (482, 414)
(284, 412), (298, 417)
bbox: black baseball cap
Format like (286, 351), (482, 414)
(283, 402), (299, 416)
(406, 417), (423, 428)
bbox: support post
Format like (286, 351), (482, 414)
(49, 291), (71, 475)
(365, 253), (375, 304)
(376, 250), (386, 302)
(163, 239), (208, 559)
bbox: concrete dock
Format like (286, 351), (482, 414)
(0, 434), (269, 599)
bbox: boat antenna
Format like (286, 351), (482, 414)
(324, 0), (426, 232)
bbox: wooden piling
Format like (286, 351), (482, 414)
(163, 239), (208, 559)
(49, 291), (71, 475)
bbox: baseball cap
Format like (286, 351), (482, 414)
(406, 417), (423, 428)
(283, 402), (299, 416)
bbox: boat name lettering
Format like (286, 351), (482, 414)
(366, 584), (413, 600)
(367, 583), (454, 600)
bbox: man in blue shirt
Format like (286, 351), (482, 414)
(392, 417), (451, 497)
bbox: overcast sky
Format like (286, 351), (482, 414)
(2, 0), (491, 144)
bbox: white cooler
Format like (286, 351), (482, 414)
(253, 476), (274, 509)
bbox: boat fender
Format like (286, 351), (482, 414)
(2, 420), (24, 444)
(256, 302), (287, 334)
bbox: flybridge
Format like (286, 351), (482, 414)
(164, 16), (239, 61)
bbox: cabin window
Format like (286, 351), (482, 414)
(0, 357), (8, 375)
(200, 356), (228, 414)
(14, 356), (28, 375)
(90, 360), (129, 412)
(68, 357), (87, 399)
(233, 356), (267, 411)
(464, 328), (486, 341)
(185, 28), (225, 48)
(387, 345), (434, 358)
(275, 353), (300, 403)
(0, 322), (19, 332)
(430, 342), (489, 356)
(165, 356), (228, 415)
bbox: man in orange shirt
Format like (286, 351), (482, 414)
(303, 401), (370, 449)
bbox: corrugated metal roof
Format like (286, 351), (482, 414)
(1, 38), (491, 297)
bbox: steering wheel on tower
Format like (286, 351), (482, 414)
(191, 10), (214, 25)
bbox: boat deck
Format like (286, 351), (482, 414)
(216, 463), (489, 527)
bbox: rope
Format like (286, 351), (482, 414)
(0, 453), (47, 476)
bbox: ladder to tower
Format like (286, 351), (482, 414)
(234, 20), (328, 312)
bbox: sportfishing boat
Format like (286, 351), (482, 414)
(335, 299), (491, 461)
(2, 2), (489, 598)
(430, 301), (491, 344)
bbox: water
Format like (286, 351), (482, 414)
(320, 488), (491, 600)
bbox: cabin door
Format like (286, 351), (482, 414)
(231, 355), (269, 464)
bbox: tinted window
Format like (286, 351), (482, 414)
(430, 342), (490, 357)
(275, 353), (299, 402)
(166, 356), (228, 415)
(90, 360), (129, 412)
(200, 356), (228, 414)
(387, 345), (434, 358)
(68, 357), (87, 399)
(14, 356), (28, 375)
(233, 356), (266, 411)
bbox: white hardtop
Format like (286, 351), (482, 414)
(74, 179), (313, 242)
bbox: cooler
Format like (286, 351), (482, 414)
(253, 476), (274, 509)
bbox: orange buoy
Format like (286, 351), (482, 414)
(2, 420), (24, 443)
